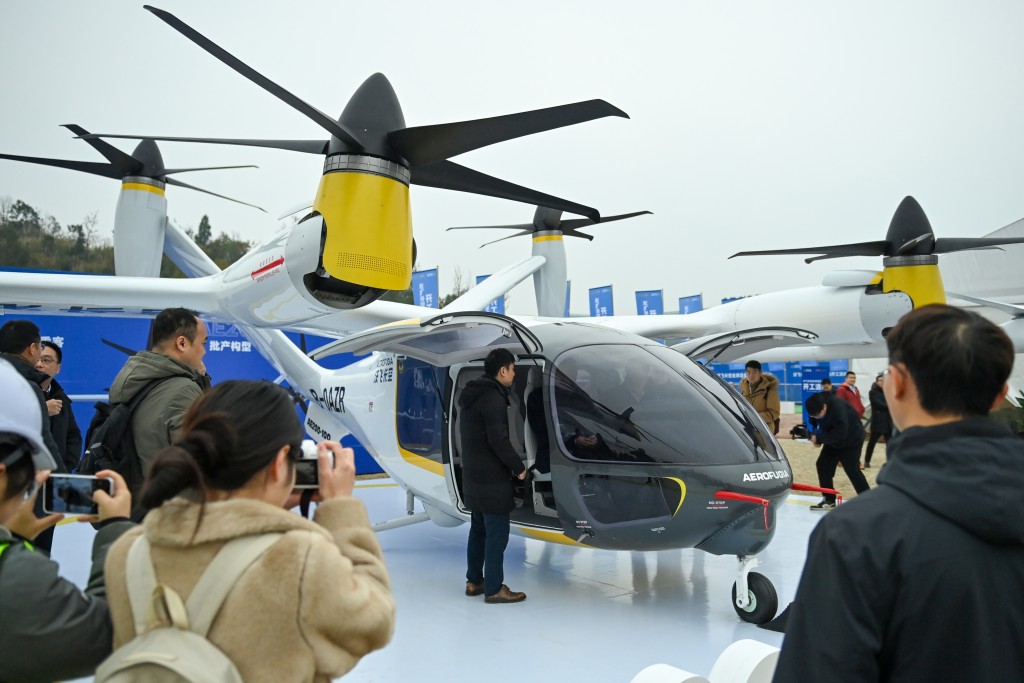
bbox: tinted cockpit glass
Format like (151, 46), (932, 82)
(551, 344), (781, 465)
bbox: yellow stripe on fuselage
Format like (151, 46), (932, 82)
(121, 182), (165, 196)
(519, 527), (581, 545)
(397, 445), (444, 476)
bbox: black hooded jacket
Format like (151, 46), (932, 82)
(814, 393), (864, 450)
(458, 376), (525, 514)
(774, 417), (1024, 682)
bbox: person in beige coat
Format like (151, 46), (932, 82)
(104, 380), (395, 683)
(740, 360), (781, 435)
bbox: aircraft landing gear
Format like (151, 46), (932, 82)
(731, 555), (778, 624)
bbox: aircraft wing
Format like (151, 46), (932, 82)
(0, 270), (221, 318)
(573, 305), (740, 340)
(442, 255), (546, 313)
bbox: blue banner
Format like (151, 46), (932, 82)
(411, 268), (439, 308)
(678, 294), (703, 315)
(564, 280), (571, 317)
(475, 274), (505, 314)
(589, 285), (614, 317)
(721, 296), (747, 305)
(801, 366), (829, 428)
(635, 290), (663, 316)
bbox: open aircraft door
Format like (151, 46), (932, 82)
(310, 311), (542, 365)
(672, 327), (818, 365)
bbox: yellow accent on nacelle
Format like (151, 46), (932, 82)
(314, 172), (412, 290)
(532, 234), (563, 243)
(121, 182), (165, 196)
(882, 263), (947, 308)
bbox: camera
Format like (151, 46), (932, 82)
(42, 474), (113, 515)
(294, 440), (329, 489)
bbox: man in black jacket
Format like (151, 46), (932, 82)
(805, 390), (870, 510)
(36, 341), (83, 471)
(774, 305), (1024, 682)
(459, 348), (528, 604)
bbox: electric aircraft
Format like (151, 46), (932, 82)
(5, 7), (1024, 625)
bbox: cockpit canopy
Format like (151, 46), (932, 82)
(551, 344), (782, 465)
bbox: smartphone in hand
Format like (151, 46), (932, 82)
(42, 474), (113, 515)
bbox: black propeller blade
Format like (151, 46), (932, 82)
(166, 177), (267, 212)
(413, 160), (601, 221)
(61, 124), (139, 174)
(143, 5), (364, 148)
(79, 133), (328, 155)
(730, 196), (1024, 264)
(2, 123), (265, 211)
(0, 152), (123, 179)
(389, 100), (627, 167)
(122, 6), (624, 218)
(162, 165), (259, 175)
(447, 207), (653, 248)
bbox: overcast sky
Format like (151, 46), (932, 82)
(3, 1), (1024, 315)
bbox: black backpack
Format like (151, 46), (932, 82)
(78, 379), (169, 488)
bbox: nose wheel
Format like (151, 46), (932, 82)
(731, 556), (778, 624)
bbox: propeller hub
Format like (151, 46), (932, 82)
(882, 254), (938, 268)
(121, 176), (166, 194)
(131, 139), (166, 178)
(323, 154), (410, 185)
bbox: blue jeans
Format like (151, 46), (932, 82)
(466, 510), (511, 597)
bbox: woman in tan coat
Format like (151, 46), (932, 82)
(104, 380), (395, 683)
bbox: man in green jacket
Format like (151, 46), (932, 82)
(107, 308), (210, 496)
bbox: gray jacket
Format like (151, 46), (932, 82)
(108, 351), (206, 487)
(0, 520), (134, 682)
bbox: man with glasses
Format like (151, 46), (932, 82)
(774, 305), (1024, 682)
(35, 341), (83, 472)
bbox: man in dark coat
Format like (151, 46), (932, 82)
(864, 372), (892, 468)
(805, 390), (870, 509)
(36, 341), (83, 471)
(459, 348), (527, 604)
(774, 305), (1024, 683)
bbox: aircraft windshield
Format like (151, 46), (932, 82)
(550, 344), (781, 465)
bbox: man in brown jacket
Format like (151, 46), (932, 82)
(107, 308), (209, 495)
(740, 360), (781, 435)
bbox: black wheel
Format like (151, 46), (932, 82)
(731, 572), (778, 624)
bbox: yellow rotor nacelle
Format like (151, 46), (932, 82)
(313, 155), (413, 291)
(881, 256), (946, 308)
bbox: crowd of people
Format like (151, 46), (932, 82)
(2, 302), (1021, 681)
(0, 310), (395, 682)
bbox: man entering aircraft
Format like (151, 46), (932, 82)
(460, 348), (528, 604)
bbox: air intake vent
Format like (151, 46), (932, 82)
(337, 252), (409, 279)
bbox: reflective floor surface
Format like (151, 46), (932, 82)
(53, 481), (825, 683)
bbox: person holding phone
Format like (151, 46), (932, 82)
(0, 359), (134, 683)
(104, 380), (395, 683)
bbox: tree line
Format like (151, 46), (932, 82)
(0, 197), (250, 276)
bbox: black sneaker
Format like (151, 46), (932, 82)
(810, 500), (836, 511)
